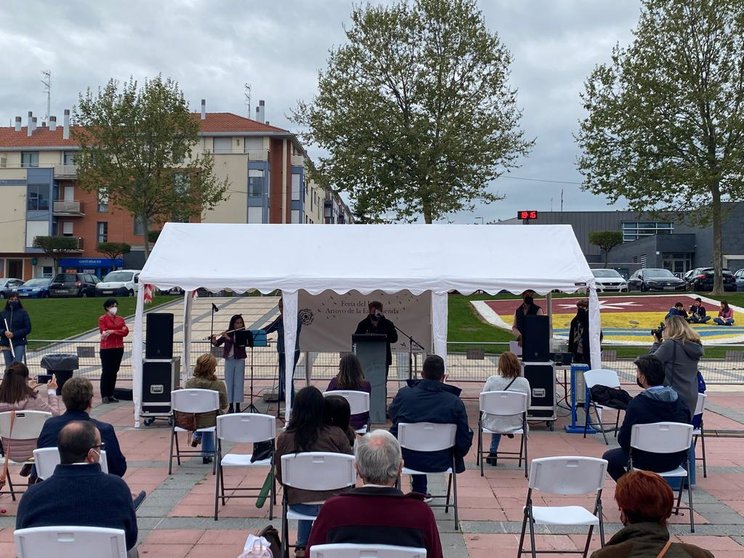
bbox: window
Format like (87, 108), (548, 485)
(243, 137), (264, 152)
(26, 221), (48, 247)
(247, 206), (263, 224)
(62, 222), (74, 236)
(213, 137), (232, 154)
(621, 221), (674, 242)
(21, 152), (39, 168)
(98, 189), (109, 213)
(27, 184), (50, 210)
(63, 151), (77, 165)
(42, 266), (53, 278)
(291, 174), (301, 201)
(97, 222), (108, 243)
(248, 175), (264, 198)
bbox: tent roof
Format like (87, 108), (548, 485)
(140, 223), (595, 295)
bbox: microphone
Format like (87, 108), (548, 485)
(211, 303), (219, 312)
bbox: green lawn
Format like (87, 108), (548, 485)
(15, 295), (180, 345)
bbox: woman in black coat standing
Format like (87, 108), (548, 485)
(0, 293), (32, 367)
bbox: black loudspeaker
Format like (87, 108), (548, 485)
(146, 313), (174, 359)
(522, 315), (550, 362)
(523, 363), (555, 418)
(142, 360), (174, 413)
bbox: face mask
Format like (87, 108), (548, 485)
(9, 302), (20, 309)
(108, 307), (118, 316)
(523, 296), (534, 305)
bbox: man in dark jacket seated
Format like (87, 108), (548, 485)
(388, 354), (473, 498)
(17, 421), (139, 556)
(37, 377), (127, 477)
(307, 430), (442, 558)
(602, 355), (691, 481)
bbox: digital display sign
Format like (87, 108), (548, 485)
(517, 210), (538, 220)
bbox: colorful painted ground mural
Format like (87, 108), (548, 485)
(474, 294), (744, 345)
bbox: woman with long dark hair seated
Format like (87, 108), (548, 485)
(0, 361), (59, 415)
(326, 353), (371, 431)
(275, 386), (353, 557)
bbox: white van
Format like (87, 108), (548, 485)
(96, 269), (141, 297)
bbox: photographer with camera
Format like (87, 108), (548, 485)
(355, 301), (398, 378)
(650, 315), (702, 414)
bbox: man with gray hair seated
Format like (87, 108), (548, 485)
(306, 429), (442, 558)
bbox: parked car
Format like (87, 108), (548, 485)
(735, 268), (744, 292)
(96, 269), (141, 297)
(685, 267), (737, 292)
(0, 278), (25, 298)
(49, 273), (100, 297)
(591, 269), (629, 292)
(628, 268), (687, 292)
(15, 277), (52, 298)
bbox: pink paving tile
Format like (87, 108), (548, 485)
(143, 529), (205, 545)
(674, 535), (744, 551)
(187, 545), (245, 558)
(138, 543), (193, 557)
(197, 529), (252, 546)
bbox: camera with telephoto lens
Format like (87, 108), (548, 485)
(651, 322), (665, 338)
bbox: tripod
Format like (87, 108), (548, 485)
(246, 344), (260, 413)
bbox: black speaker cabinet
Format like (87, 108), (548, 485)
(522, 315), (550, 362)
(146, 312), (174, 359)
(523, 362), (556, 419)
(141, 359), (180, 414)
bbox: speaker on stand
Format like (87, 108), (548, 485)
(146, 313), (174, 359)
(522, 315), (550, 362)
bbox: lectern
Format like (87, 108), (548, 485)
(352, 333), (388, 424)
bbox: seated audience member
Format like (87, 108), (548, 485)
(590, 470), (713, 557)
(185, 353), (228, 464)
(481, 351), (530, 466)
(324, 394), (357, 446)
(37, 376), (127, 477)
(688, 298), (710, 324)
(275, 386), (353, 557)
(307, 430), (443, 558)
(0, 362), (60, 415)
(389, 354), (472, 499)
(665, 302), (687, 321)
(602, 355), (691, 482)
(713, 300), (735, 326)
(326, 353), (371, 431)
(16, 421), (139, 557)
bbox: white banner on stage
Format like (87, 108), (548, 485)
(297, 290), (432, 354)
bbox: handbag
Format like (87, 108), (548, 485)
(256, 524), (281, 558)
(656, 539), (672, 558)
(174, 409), (218, 431)
(250, 440), (274, 463)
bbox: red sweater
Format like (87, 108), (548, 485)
(99, 313), (129, 350)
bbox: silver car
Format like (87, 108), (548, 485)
(591, 269), (628, 292)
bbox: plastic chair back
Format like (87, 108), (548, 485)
(479, 391), (528, 416)
(694, 393), (706, 417)
(217, 413), (276, 444)
(33, 447), (109, 479)
(15, 525), (127, 558)
(0, 410), (51, 439)
(584, 369), (620, 389)
(323, 390), (370, 415)
(528, 456), (607, 495)
(171, 389), (220, 413)
(398, 422), (456, 452)
(281, 452), (355, 491)
(630, 422), (693, 454)
(310, 543), (427, 558)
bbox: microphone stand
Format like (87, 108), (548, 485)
(391, 322), (425, 381)
(209, 303), (219, 342)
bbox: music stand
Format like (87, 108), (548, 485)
(234, 330), (258, 412)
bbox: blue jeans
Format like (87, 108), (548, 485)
(289, 503), (321, 547)
(224, 357), (245, 403)
(411, 474), (427, 495)
(278, 350), (300, 402)
(713, 317), (734, 326)
(191, 431), (215, 458)
(489, 433), (502, 454)
(3, 344), (25, 367)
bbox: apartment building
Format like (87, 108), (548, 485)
(0, 102), (351, 280)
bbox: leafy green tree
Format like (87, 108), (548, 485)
(74, 76), (227, 259)
(577, 0), (744, 294)
(33, 236), (80, 273)
(293, 0), (532, 223)
(589, 231), (623, 268)
(96, 242), (131, 269)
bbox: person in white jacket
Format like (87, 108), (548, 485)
(482, 351), (530, 466)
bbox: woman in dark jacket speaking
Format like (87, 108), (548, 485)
(0, 293), (32, 367)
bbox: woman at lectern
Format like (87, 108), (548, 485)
(211, 314), (249, 413)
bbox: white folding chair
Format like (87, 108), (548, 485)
(518, 456), (607, 558)
(397, 422), (460, 530)
(169, 389), (220, 474)
(630, 422), (695, 532)
(323, 390), (371, 434)
(15, 525), (127, 558)
(583, 369), (625, 445)
(33, 447), (110, 479)
(214, 413), (277, 520)
(310, 543), (427, 558)
(280, 452), (356, 558)
(0, 410), (52, 500)
(692, 393), (707, 478)
(477, 391), (528, 478)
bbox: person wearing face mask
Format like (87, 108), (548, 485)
(0, 293), (32, 367)
(601, 355), (690, 482)
(99, 298), (129, 403)
(511, 290), (543, 348)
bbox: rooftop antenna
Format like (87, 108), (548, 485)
(244, 83), (252, 118)
(41, 70), (52, 124)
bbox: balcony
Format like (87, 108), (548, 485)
(53, 200), (85, 216)
(54, 164), (78, 178)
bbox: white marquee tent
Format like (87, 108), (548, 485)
(133, 222), (600, 426)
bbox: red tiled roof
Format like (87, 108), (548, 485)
(0, 112), (289, 148)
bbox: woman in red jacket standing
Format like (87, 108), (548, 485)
(99, 298), (129, 403)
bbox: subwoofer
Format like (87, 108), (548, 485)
(522, 315), (550, 362)
(145, 312), (174, 359)
(142, 359), (177, 414)
(523, 362), (555, 419)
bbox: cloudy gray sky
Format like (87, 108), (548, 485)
(1, 0), (643, 223)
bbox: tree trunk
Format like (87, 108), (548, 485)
(711, 183), (723, 295)
(422, 200), (433, 224)
(604, 250), (609, 268)
(142, 212), (151, 261)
